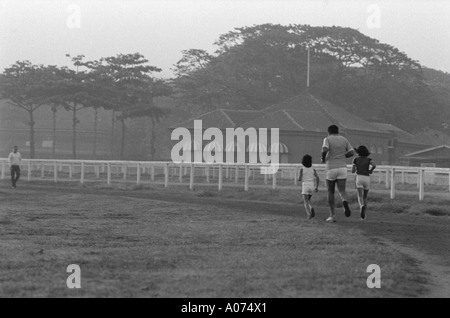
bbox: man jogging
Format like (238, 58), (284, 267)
(321, 125), (354, 223)
(8, 146), (22, 189)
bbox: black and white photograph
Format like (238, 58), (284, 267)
(0, 0), (449, 301)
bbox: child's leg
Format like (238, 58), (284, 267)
(357, 188), (364, 208)
(303, 194), (311, 217)
(363, 190), (369, 207)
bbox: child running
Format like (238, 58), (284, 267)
(299, 155), (320, 219)
(352, 146), (377, 221)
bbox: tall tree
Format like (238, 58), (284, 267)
(0, 61), (59, 158)
(90, 53), (171, 159)
(174, 24), (442, 131)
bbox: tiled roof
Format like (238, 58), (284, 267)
(171, 109), (263, 129)
(371, 123), (429, 146)
(263, 93), (388, 134)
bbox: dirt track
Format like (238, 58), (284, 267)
(2, 182), (449, 297)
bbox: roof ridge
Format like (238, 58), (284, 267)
(283, 110), (304, 130)
(404, 145), (450, 157)
(309, 94), (346, 129)
(220, 109), (236, 126)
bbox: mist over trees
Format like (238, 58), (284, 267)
(0, 53), (172, 159)
(1, 24), (450, 160)
(173, 24), (450, 132)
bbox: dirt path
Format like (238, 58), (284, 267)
(2, 182), (449, 297)
(375, 238), (450, 298)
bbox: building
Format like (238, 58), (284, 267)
(402, 145), (450, 168)
(414, 128), (450, 147)
(371, 123), (429, 165)
(172, 92), (399, 164)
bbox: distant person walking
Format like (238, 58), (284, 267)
(298, 155), (320, 220)
(321, 125), (354, 223)
(352, 146), (377, 221)
(8, 146), (22, 189)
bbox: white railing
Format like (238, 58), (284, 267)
(1, 159), (450, 201)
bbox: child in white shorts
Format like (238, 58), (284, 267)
(352, 146), (377, 220)
(299, 155), (320, 219)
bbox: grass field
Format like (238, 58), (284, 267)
(0, 180), (449, 298)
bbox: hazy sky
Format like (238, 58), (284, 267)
(1, 0), (449, 78)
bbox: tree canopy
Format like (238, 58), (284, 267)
(173, 24), (448, 132)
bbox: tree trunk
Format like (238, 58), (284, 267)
(52, 109), (57, 157)
(72, 104), (77, 159)
(93, 108), (98, 157)
(110, 110), (115, 159)
(29, 110), (35, 159)
(120, 118), (126, 160)
(150, 117), (157, 160)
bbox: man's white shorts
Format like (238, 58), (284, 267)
(302, 182), (315, 195)
(356, 175), (371, 190)
(326, 168), (348, 181)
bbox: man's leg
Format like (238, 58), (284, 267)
(337, 178), (351, 217)
(327, 179), (336, 218)
(11, 167), (16, 187)
(14, 167), (21, 187)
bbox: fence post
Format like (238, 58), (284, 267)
(27, 161), (32, 182)
(69, 164), (73, 179)
(206, 166), (210, 183)
(190, 163), (195, 190)
(218, 164), (223, 191)
(272, 170), (277, 189)
(244, 164), (249, 191)
(401, 171), (405, 185)
(107, 163), (111, 185)
(448, 173), (450, 192)
(179, 164), (183, 183)
(41, 164), (45, 179)
(80, 162), (85, 184)
(95, 165), (100, 179)
(151, 165), (155, 181)
(136, 163), (141, 185)
(235, 165), (239, 184)
(54, 161), (58, 183)
(123, 165), (127, 180)
(419, 169), (425, 201)
(385, 169), (390, 189)
(164, 164), (169, 188)
(1, 161), (5, 179)
(390, 168), (396, 199)
(294, 168), (298, 186)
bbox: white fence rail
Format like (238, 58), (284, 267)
(1, 159), (450, 201)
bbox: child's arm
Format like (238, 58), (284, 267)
(314, 169), (319, 192)
(369, 160), (377, 174)
(298, 168), (303, 183)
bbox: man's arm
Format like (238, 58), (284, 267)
(321, 137), (329, 163)
(345, 140), (354, 158)
(321, 147), (329, 163)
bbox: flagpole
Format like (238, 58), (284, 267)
(307, 47), (310, 89)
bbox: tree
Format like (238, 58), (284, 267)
(0, 61), (59, 158)
(173, 24), (441, 131)
(90, 53), (171, 159)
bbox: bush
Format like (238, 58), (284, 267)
(410, 205), (450, 217)
(196, 190), (217, 198)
